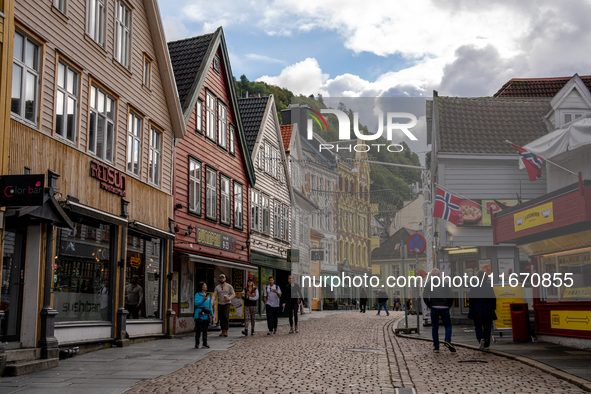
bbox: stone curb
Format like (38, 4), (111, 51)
(396, 332), (591, 392)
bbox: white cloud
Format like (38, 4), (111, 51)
(257, 58), (329, 96)
(244, 54), (287, 64)
(163, 16), (190, 42)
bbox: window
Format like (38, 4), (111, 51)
(206, 168), (217, 220)
(55, 0), (66, 13)
(220, 176), (230, 225)
(229, 125), (235, 154)
(258, 147), (263, 169)
(149, 126), (162, 185)
(282, 205), (289, 241)
(115, 1), (130, 67)
(55, 61), (79, 142)
(206, 92), (216, 141)
(88, 84), (116, 162)
(127, 111), (142, 175)
(234, 182), (243, 229)
(262, 195), (270, 234)
(195, 100), (203, 134)
(213, 55), (220, 73)
(87, 0), (105, 45)
(563, 112), (583, 125)
(143, 55), (152, 88)
(189, 158), (201, 215)
(299, 219), (304, 243)
(264, 144), (270, 172)
(272, 149), (278, 178)
(218, 103), (227, 149)
(326, 242), (332, 264)
(250, 189), (260, 231)
(12, 31), (40, 124)
(273, 202), (281, 238)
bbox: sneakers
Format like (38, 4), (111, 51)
(433, 348), (439, 353)
(444, 342), (457, 353)
(387, 313), (390, 316)
(267, 331), (272, 335)
(202, 344), (210, 348)
(479, 339), (485, 351)
(288, 327), (294, 334)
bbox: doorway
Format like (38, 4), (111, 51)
(1, 230), (26, 343)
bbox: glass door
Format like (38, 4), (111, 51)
(1, 230), (26, 342)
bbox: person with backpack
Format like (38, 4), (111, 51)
(194, 281), (211, 349)
(264, 277), (281, 335)
(377, 290), (390, 316)
(282, 275), (303, 334)
(242, 279), (259, 336)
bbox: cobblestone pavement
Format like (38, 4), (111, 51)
(125, 312), (587, 394)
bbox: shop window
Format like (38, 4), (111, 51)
(54, 223), (112, 323)
(220, 175), (230, 225)
(127, 111), (142, 176)
(234, 182), (243, 230)
(125, 233), (162, 319)
(55, 61), (79, 142)
(88, 83), (116, 162)
(12, 31), (40, 125)
(189, 158), (201, 215)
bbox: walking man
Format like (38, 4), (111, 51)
(264, 277), (281, 335)
(282, 275), (303, 334)
(125, 275), (143, 319)
(376, 290), (390, 316)
(423, 268), (456, 353)
(468, 270), (497, 351)
(212, 273), (235, 337)
(359, 288), (367, 313)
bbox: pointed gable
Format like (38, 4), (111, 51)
(280, 125), (293, 152)
(237, 96), (270, 155)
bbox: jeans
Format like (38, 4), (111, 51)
(360, 302), (366, 313)
(266, 305), (280, 332)
(431, 307), (452, 349)
(377, 302), (389, 315)
(473, 318), (493, 347)
(195, 318), (208, 346)
(218, 304), (231, 331)
(287, 303), (299, 327)
(245, 306), (257, 331)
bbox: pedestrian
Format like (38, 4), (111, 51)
(125, 275), (144, 319)
(264, 277), (281, 335)
(468, 270), (497, 351)
(242, 279), (258, 336)
(359, 288), (367, 313)
(282, 275), (303, 334)
(377, 290), (390, 316)
(423, 268), (456, 353)
(212, 273), (235, 337)
(394, 296), (402, 311)
(405, 298), (411, 312)
(194, 281), (211, 348)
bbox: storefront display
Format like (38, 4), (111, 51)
(126, 232), (162, 320)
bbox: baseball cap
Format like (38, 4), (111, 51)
(219, 274), (226, 278)
(132, 275), (139, 279)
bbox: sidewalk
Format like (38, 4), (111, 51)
(397, 317), (591, 382)
(0, 311), (344, 394)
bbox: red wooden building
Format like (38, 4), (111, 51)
(168, 28), (256, 333)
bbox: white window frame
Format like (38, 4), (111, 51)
(218, 102), (227, 149)
(12, 31), (41, 125)
(55, 61), (79, 142)
(87, 0), (105, 46)
(220, 175), (230, 225)
(562, 111), (585, 126)
(264, 143), (270, 173)
(88, 83), (116, 163)
(234, 182), (243, 230)
(282, 205), (289, 241)
(195, 99), (203, 134)
(189, 158), (202, 215)
(149, 125), (162, 186)
(229, 125), (235, 155)
(273, 201), (281, 238)
(206, 92), (216, 141)
(114, 0), (131, 68)
(206, 167), (217, 220)
(272, 149), (278, 178)
(262, 195), (270, 234)
(127, 111), (142, 176)
(143, 55), (152, 88)
(250, 189), (260, 231)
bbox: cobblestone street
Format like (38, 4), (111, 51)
(125, 312), (586, 394)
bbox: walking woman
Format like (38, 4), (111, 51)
(242, 279), (258, 336)
(359, 288), (367, 313)
(468, 270), (497, 351)
(194, 281), (211, 349)
(282, 275), (303, 333)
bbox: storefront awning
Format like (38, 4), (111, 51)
(182, 253), (257, 271)
(518, 229), (591, 256)
(129, 220), (175, 240)
(64, 200), (128, 227)
(251, 251), (291, 271)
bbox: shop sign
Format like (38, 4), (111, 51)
(457, 199), (521, 227)
(551, 310), (591, 331)
(562, 287), (591, 298)
(195, 226), (237, 253)
(498, 259), (515, 276)
(232, 269), (244, 292)
(287, 249), (300, 263)
(514, 202), (553, 232)
(0, 174), (45, 207)
(90, 160), (126, 197)
(559, 252), (590, 266)
(493, 286), (524, 329)
(311, 250), (324, 261)
(129, 254), (141, 268)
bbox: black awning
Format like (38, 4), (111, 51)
(5, 190), (73, 229)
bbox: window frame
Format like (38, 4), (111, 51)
(86, 0), (106, 46)
(205, 90), (216, 142)
(11, 29), (42, 126)
(143, 53), (153, 89)
(54, 57), (81, 143)
(273, 201), (281, 238)
(233, 181), (243, 230)
(87, 80), (118, 163)
(262, 194), (270, 234)
(264, 143), (270, 173)
(217, 101), (227, 150)
(54, 0), (67, 14)
(126, 108), (143, 177)
(205, 166), (218, 221)
(229, 124), (235, 155)
(213, 55), (220, 74)
(148, 123), (163, 186)
(114, 0), (131, 68)
(250, 189), (260, 231)
(195, 99), (203, 134)
(188, 157), (202, 216)
(220, 174), (231, 226)
(282, 205), (289, 241)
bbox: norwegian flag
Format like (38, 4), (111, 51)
(511, 143), (544, 181)
(433, 187), (461, 225)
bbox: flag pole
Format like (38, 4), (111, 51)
(434, 183), (481, 206)
(505, 140), (579, 177)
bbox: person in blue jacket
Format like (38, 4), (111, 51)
(468, 270), (497, 351)
(194, 281), (212, 349)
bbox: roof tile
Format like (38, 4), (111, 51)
(280, 125), (292, 152)
(494, 75), (591, 98)
(237, 97), (269, 155)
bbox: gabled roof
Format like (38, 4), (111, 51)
(280, 125), (293, 152)
(237, 96), (270, 155)
(143, 0), (185, 138)
(494, 75), (591, 98)
(437, 97), (550, 154)
(167, 27), (255, 186)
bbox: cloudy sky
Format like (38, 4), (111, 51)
(159, 0), (591, 99)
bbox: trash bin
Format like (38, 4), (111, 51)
(510, 303), (529, 342)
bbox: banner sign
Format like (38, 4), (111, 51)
(514, 202), (553, 232)
(0, 174), (45, 207)
(458, 199), (521, 226)
(551, 310), (591, 331)
(493, 286), (524, 329)
(196, 226), (237, 253)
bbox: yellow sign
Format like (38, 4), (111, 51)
(562, 287), (591, 298)
(129, 255), (141, 268)
(514, 202), (553, 232)
(551, 310), (591, 331)
(493, 286), (524, 329)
